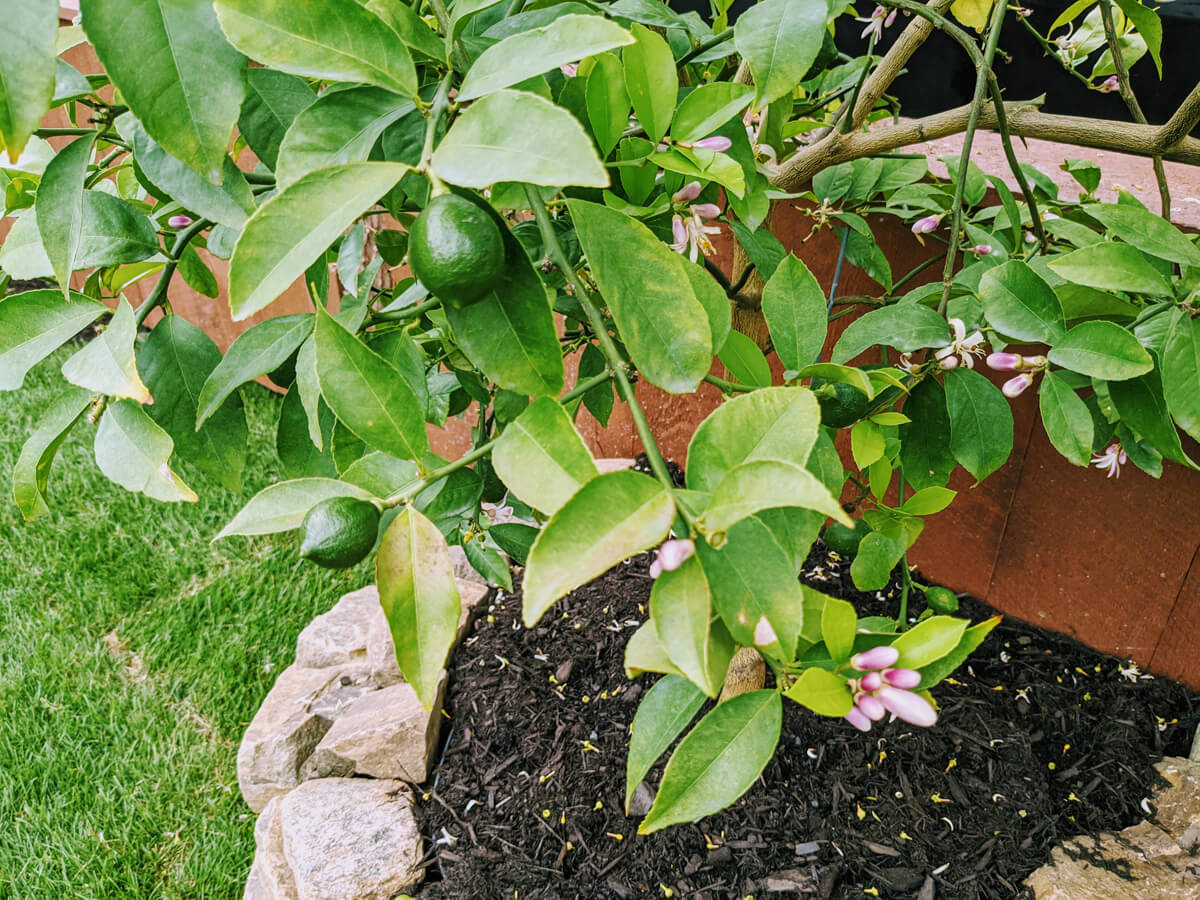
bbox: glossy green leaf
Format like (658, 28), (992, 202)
(0, 2), (56, 161)
(832, 304), (950, 364)
(196, 314), (312, 426)
(13, 386), (91, 521)
(717, 330), (771, 389)
(364, 0), (445, 61)
(229, 162), (408, 319)
(622, 23), (677, 144)
(276, 87), (415, 188)
(1162, 308), (1200, 443)
(682, 258), (732, 355)
(0, 211), (53, 280)
(37, 134), (94, 295)
(0, 289), (108, 391)
(1047, 320), (1154, 381)
(492, 398), (598, 516)
(239, 68), (316, 171)
(700, 459), (851, 538)
(671, 82), (755, 145)
(625, 676), (706, 813)
(62, 296), (151, 403)
(917, 615), (1000, 689)
(314, 309), (428, 462)
(762, 254), (827, 370)
(95, 400), (197, 502)
(140, 314), (248, 492)
(214, 0), (416, 97)
(463, 539), (512, 591)
(798, 364), (873, 399)
(639, 690), (781, 833)
(1038, 370), (1094, 466)
(1112, 0), (1162, 76)
(586, 52), (631, 157)
(898, 486), (957, 516)
(649, 146), (745, 198)
(433, 90), (608, 188)
(821, 595), (858, 665)
(340, 451), (418, 497)
(83, 0), (245, 180)
(979, 260), (1066, 343)
(850, 420), (885, 469)
(650, 557), (734, 698)
(1108, 368), (1196, 468)
(458, 14), (632, 101)
(523, 471), (675, 626)
(686, 386), (820, 492)
(889, 615), (968, 669)
(849, 530), (906, 591)
(624, 619), (686, 679)
(569, 199), (712, 392)
(1085, 203), (1199, 266)
(177, 245), (220, 299)
(733, 0), (826, 109)
(216, 477), (376, 538)
(784, 667), (853, 716)
(1048, 243), (1171, 295)
(945, 367), (1013, 482)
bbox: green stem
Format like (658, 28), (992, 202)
(1016, 14), (1098, 90)
(985, 75), (1049, 250)
(522, 184), (684, 514)
(34, 127), (98, 137)
(420, 72), (455, 193)
(896, 463), (911, 629)
(703, 372), (754, 393)
(370, 295), (442, 323)
(134, 218), (209, 327)
(676, 29), (735, 68)
(840, 32), (878, 134)
(85, 147), (126, 188)
(890, 252), (947, 294)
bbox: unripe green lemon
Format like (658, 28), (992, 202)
(408, 193), (506, 308)
(816, 381), (873, 428)
(823, 519), (866, 557)
(299, 497), (381, 569)
(923, 585), (960, 613)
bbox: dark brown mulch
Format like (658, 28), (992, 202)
(416, 542), (1197, 900)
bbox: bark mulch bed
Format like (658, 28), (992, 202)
(417, 544), (1197, 899)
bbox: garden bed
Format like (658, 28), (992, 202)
(417, 544), (1197, 899)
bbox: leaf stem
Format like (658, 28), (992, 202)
(134, 218), (210, 327)
(703, 372), (754, 393)
(420, 72), (455, 194)
(676, 29), (735, 68)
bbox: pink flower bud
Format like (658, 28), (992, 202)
(649, 559), (663, 579)
(876, 686), (938, 726)
(987, 352), (1023, 371)
(657, 539), (695, 573)
(856, 693), (887, 721)
(1023, 355), (1047, 369)
(167, 215), (193, 228)
(851, 645), (899, 671)
(1100, 75), (1120, 93)
(845, 707), (873, 732)
(859, 671), (882, 693)
(884, 7), (898, 26)
(691, 203), (721, 220)
(693, 136), (732, 152)
(971, 244), (992, 256)
(560, 63), (579, 77)
(882, 668), (922, 689)
(1002, 373), (1035, 398)
(671, 215), (688, 246)
(938, 354), (960, 370)
(911, 214), (942, 235)
(672, 181), (702, 204)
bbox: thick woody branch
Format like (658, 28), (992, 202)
(1159, 80), (1200, 151)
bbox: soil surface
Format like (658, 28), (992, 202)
(417, 542), (1198, 899)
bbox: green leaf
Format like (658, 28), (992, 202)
(1085, 203), (1199, 266)
(625, 676), (706, 813)
(177, 245), (220, 299)
(229, 161), (408, 319)
(798, 363), (873, 399)
(0, 289), (108, 391)
(699, 459), (851, 538)
(849, 530), (906, 591)
(889, 616), (968, 669)
(944, 367), (1013, 482)
(729, 221), (786, 281)
(1108, 368), (1196, 468)
(340, 451), (418, 497)
(917, 616), (1000, 689)
(239, 68), (316, 171)
(686, 386), (820, 492)
(0, 211), (53, 280)
(586, 52), (631, 158)
(216, 477), (376, 538)
(139, 314), (248, 492)
(762, 254), (827, 371)
(214, 0), (416, 97)
(61, 296), (151, 403)
(523, 470), (675, 626)
(1048, 243), (1171, 295)
(978, 260), (1067, 343)
(682, 258), (732, 356)
(671, 82), (755, 145)
(648, 146), (745, 198)
(821, 596), (858, 665)
(83, 0), (246, 181)
(95, 400), (197, 502)
(1038, 370), (1094, 466)
(314, 309), (428, 462)
(695, 516), (804, 659)
(432, 90), (608, 188)
(1047, 320), (1154, 381)
(639, 690), (781, 834)
(492, 398), (598, 516)
(1163, 308), (1200, 443)
(624, 619), (686, 679)
(622, 23), (677, 144)
(276, 87), (416, 188)
(1112, 0), (1162, 76)
(899, 486), (957, 516)
(487, 522), (538, 565)
(13, 386), (91, 521)
(363, 0), (445, 61)
(784, 667), (853, 716)
(568, 199), (711, 392)
(717, 330), (771, 388)
(196, 314), (312, 426)
(463, 539), (512, 591)
(458, 14), (633, 101)
(0, 2), (57, 161)
(850, 420), (885, 469)
(650, 556), (735, 697)
(37, 134), (94, 295)
(832, 305), (950, 364)
(733, 0), (827, 109)
(376, 506), (462, 708)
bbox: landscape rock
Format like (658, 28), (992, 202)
(1027, 756), (1200, 898)
(303, 680), (444, 782)
(450, 544), (487, 585)
(279, 778), (423, 900)
(594, 457), (636, 474)
(244, 796), (297, 900)
(294, 587), (377, 669)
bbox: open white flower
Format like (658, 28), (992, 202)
(934, 318), (987, 370)
(669, 207), (722, 263)
(1091, 442), (1127, 478)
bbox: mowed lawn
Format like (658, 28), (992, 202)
(0, 350), (372, 899)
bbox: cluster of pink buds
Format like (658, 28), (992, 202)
(844, 645), (937, 731)
(649, 539), (695, 579)
(934, 317), (987, 370)
(1098, 75), (1120, 94)
(986, 352), (1048, 398)
(670, 182), (722, 263)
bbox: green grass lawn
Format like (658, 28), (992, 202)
(0, 350), (372, 900)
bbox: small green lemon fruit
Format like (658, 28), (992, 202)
(823, 519), (866, 557)
(923, 585), (960, 614)
(816, 381), (873, 428)
(408, 193), (506, 308)
(299, 497), (381, 569)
